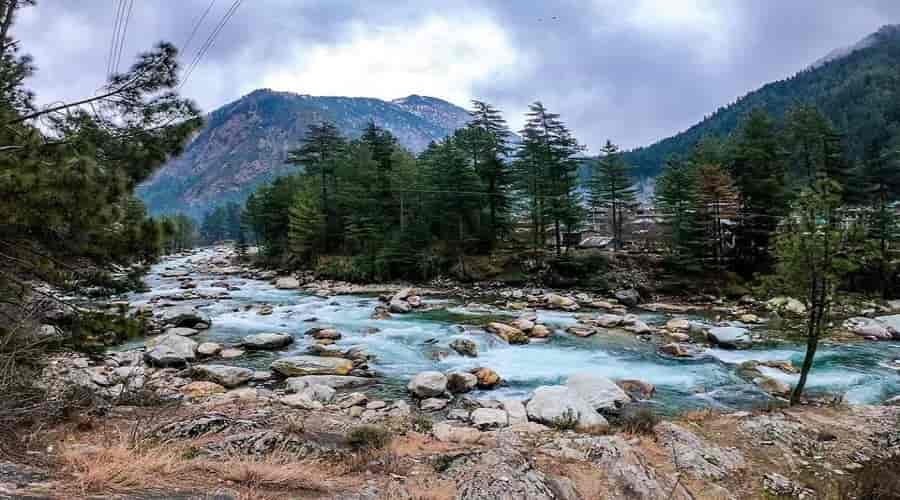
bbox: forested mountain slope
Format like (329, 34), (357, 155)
(137, 90), (470, 216)
(623, 24), (900, 178)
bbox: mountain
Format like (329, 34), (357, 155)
(622, 24), (900, 178)
(137, 90), (471, 216)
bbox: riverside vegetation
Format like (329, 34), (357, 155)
(1, 0), (900, 498)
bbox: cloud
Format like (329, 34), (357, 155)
(259, 14), (526, 106)
(12, 0), (900, 153)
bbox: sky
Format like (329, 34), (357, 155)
(13, 1), (900, 151)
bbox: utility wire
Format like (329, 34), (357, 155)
(179, 0), (243, 90)
(113, 0), (134, 75)
(106, 0), (125, 79)
(180, 0), (217, 56)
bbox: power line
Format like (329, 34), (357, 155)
(106, 0), (125, 79)
(181, 0), (217, 56)
(113, 0), (135, 75)
(179, 0), (243, 90)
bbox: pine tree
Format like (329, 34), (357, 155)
(590, 140), (636, 251)
(696, 164), (739, 270)
(655, 158), (703, 268)
(288, 183), (325, 265)
(514, 102), (584, 256)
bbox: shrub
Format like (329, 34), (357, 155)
(410, 413), (433, 434)
(619, 406), (660, 435)
(345, 425), (392, 450)
(548, 409), (579, 431)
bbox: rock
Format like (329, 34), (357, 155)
(181, 381), (226, 398)
(407, 371), (448, 398)
(306, 344), (345, 357)
(446, 371), (478, 394)
(305, 327), (341, 340)
(143, 345), (187, 368)
(448, 409), (471, 421)
(847, 316), (893, 340)
(754, 375), (791, 396)
(388, 400), (411, 418)
(286, 375), (374, 391)
(509, 318), (534, 332)
(545, 293), (579, 311)
(471, 408), (508, 429)
(297, 384), (335, 403)
(407, 296), (423, 308)
(432, 423), (483, 444)
(392, 287), (415, 301)
(471, 367), (501, 389)
(256, 305), (274, 315)
(739, 313), (761, 324)
(654, 421), (745, 480)
(501, 399), (528, 425)
(707, 326), (752, 349)
(159, 306), (210, 328)
(389, 299), (412, 313)
(614, 289), (641, 307)
(420, 397), (449, 411)
(665, 318), (690, 331)
(449, 338), (478, 357)
(565, 373), (631, 412)
(166, 327), (199, 337)
(624, 319), (652, 334)
(145, 333), (198, 362)
(884, 395), (900, 406)
(281, 393), (323, 410)
(666, 331), (690, 342)
(659, 342), (702, 358)
(525, 385), (609, 433)
(595, 314), (624, 328)
(616, 379), (656, 400)
(252, 371), (272, 381)
(191, 364), (254, 388)
(242, 333), (294, 350)
(197, 342), (222, 357)
(274, 276), (300, 289)
(270, 356), (353, 377)
(370, 306), (391, 320)
(566, 326), (596, 338)
(767, 296), (806, 316)
(366, 400), (387, 410)
(450, 447), (561, 500)
(336, 392), (368, 409)
(530, 324), (551, 338)
(219, 348), (245, 359)
(486, 322), (529, 344)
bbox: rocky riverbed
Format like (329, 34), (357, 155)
(10, 245), (900, 498)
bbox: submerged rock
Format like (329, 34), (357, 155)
(450, 338), (478, 357)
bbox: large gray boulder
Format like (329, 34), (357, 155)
(614, 289), (641, 307)
(242, 332), (294, 350)
(270, 356), (353, 376)
(844, 317), (892, 340)
(446, 371), (478, 394)
(407, 371), (448, 398)
(159, 306), (210, 328)
(525, 385), (609, 433)
(285, 375), (374, 392)
(707, 326), (752, 349)
(274, 276), (300, 289)
(145, 333), (198, 362)
(143, 345), (187, 368)
(191, 364), (254, 388)
(565, 373), (631, 412)
(874, 315), (900, 339)
(471, 408), (509, 429)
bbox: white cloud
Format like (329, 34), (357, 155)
(259, 14), (526, 104)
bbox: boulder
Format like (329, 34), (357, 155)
(446, 371), (478, 394)
(500, 399), (528, 425)
(471, 367), (501, 389)
(285, 375), (374, 392)
(270, 356), (354, 377)
(306, 344), (345, 357)
(165, 327), (199, 337)
(407, 371), (448, 398)
(624, 319), (652, 334)
(525, 386), (609, 433)
(844, 317), (892, 339)
(159, 306), (210, 328)
(449, 338), (478, 357)
(509, 318), (534, 332)
(545, 294), (579, 311)
(407, 296), (423, 308)
(486, 322), (529, 344)
(242, 333), (294, 350)
(659, 342), (703, 358)
(281, 393), (323, 410)
(191, 364), (254, 388)
(420, 397), (449, 411)
(665, 318), (690, 331)
(616, 379), (656, 400)
(392, 287), (415, 301)
(707, 326), (752, 349)
(614, 289), (641, 307)
(297, 384), (335, 403)
(389, 300), (412, 313)
(595, 314), (623, 328)
(305, 327), (341, 340)
(565, 373), (631, 412)
(471, 408), (509, 429)
(145, 334), (197, 362)
(432, 423), (483, 444)
(530, 324), (551, 338)
(180, 381), (226, 398)
(566, 326), (596, 338)
(754, 376), (791, 396)
(871, 315), (900, 338)
(219, 348), (244, 359)
(766, 297), (806, 316)
(370, 306), (391, 320)
(144, 345), (187, 368)
(274, 276), (300, 289)
(197, 342), (222, 357)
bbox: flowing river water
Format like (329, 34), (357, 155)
(125, 248), (900, 414)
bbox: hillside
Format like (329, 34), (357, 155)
(137, 90), (471, 216)
(622, 24), (900, 178)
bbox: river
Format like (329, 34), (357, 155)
(125, 248), (900, 413)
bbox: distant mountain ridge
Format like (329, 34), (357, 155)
(622, 24), (900, 178)
(137, 90), (471, 216)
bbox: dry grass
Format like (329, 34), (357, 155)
(62, 439), (195, 495)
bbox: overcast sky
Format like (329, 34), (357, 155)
(13, 1), (900, 151)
